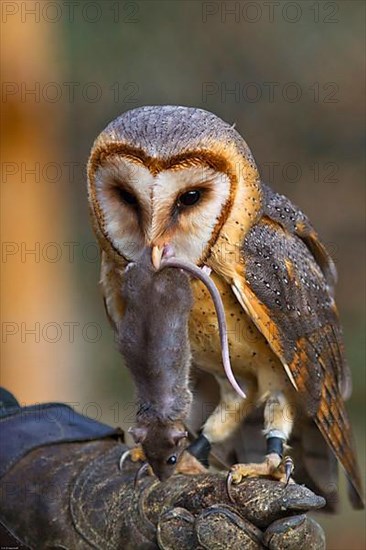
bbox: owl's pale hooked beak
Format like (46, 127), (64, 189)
(152, 245), (164, 270)
(151, 244), (175, 269)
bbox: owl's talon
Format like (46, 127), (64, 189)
(120, 445), (147, 472)
(283, 456), (294, 486)
(134, 462), (151, 489)
(225, 465), (244, 503)
(119, 449), (132, 471)
(226, 471), (236, 503)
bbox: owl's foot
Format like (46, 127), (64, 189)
(119, 444), (146, 471)
(175, 450), (208, 475)
(226, 453), (294, 502)
(118, 445), (153, 488)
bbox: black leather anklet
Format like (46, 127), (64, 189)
(266, 436), (284, 457)
(187, 433), (211, 467)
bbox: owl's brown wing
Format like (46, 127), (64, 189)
(230, 188), (364, 509)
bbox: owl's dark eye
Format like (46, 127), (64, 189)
(178, 190), (201, 207)
(117, 188), (138, 206)
(166, 455), (177, 465)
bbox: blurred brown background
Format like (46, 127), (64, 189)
(1, 1), (365, 547)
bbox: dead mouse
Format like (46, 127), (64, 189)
(117, 254), (193, 481)
(117, 248), (242, 481)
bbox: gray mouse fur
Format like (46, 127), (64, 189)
(117, 254), (193, 480)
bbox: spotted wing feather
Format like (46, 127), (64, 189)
(232, 187), (363, 508)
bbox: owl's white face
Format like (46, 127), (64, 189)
(94, 155), (232, 265)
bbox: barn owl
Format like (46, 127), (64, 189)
(87, 106), (364, 509)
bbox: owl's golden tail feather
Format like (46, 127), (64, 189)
(314, 417), (364, 510)
(315, 374), (364, 509)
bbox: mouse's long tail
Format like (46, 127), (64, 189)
(160, 259), (246, 399)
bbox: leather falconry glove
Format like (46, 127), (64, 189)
(0, 393), (326, 549)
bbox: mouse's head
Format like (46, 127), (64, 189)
(129, 420), (188, 481)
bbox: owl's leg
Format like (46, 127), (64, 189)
(188, 377), (256, 466)
(227, 386), (296, 500)
(263, 390), (295, 483)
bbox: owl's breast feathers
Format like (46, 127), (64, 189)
(215, 183), (363, 508)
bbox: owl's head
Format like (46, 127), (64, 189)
(88, 106), (261, 268)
